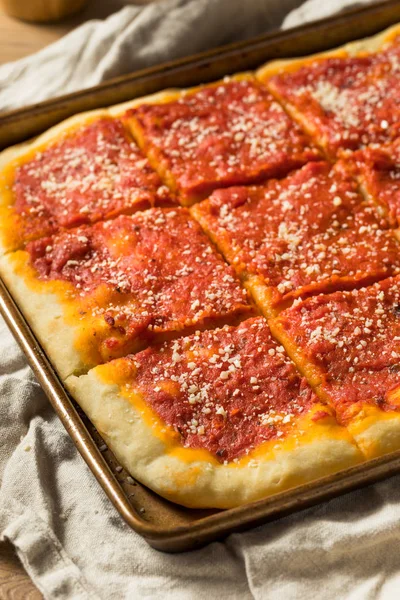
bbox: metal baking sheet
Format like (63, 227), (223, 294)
(1, 0), (400, 552)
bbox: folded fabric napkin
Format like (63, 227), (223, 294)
(1, 1), (398, 599)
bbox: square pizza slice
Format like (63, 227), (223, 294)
(0, 207), (252, 379)
(66, 316), (363, 509)
(270, 276), (400, 459)
(123, 75), (320, 206)
(0, 114), (175, 254)
(257, 24), (400, 158)
(352, 138), (400, 228)
(192, 161), (400, 318)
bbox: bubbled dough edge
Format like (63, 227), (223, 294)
(65, 366), (363, 509)
(108, 72), (254, 116)
(351, 416), (400, 459)
(0, 251), (84, 379)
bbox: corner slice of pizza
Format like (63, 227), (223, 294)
(270, 276), (400, 459)
(191, 161), (400, 318)
(257, 24), (400, 158)
(123, 74), (320, 206)
(66, 316), (363, 508)
(0, 207), (253, 379)
(0, 114), (175, 254)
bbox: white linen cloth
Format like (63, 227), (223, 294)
(0, 1), (397, 598)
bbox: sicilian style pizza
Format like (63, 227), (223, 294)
(2, 24), (400, 508)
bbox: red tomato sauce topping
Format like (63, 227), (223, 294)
(354, 139), (400, 227)
(131, 317), (318, 462)
(27, 208), (251, 361)
(275, 276), (400, 424)
(125, 78), (320, 202)
(11, 117), (174, 244)
(194, 161), (400, 308)
(266, 38), (400, 157)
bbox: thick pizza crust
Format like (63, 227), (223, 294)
(256, 22), (400, 81)
(0, 251), (85, 378)
(348, 407), (400, 459)
(1, 23), (400, 509)
(108, 89), (186, 117)
(269, 318), (400, 460)
(65, 365), (363, 509)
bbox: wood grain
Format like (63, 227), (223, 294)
(0, 542), (41, 599)
(0, 0), (127, 64)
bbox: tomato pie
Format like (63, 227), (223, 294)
(67, 317), (362, 508)
(0, 115), (174, 254)
(2, 24), (400, 509)
(192, 161), (400, 316)
(0, 208), (251, 378)
(258, 25), (400, 158)
(124, 75), (320, 205)
(270, 277), (400, 459)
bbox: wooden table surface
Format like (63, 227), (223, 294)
(0, 542), (42, 599)
(0, 0), (134, 65)
(0, 2), (153, 597)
